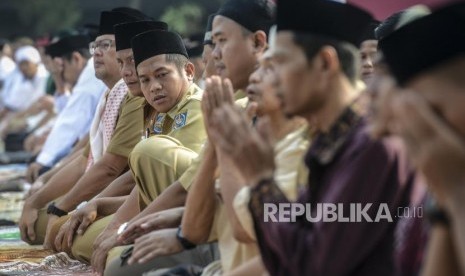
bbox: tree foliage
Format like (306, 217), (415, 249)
(160, 2), (204, 36)
(12, 0), (81, 36)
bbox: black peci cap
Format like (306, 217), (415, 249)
(216, 0), (275, 34)
(379, 2), (465, 85)
(98, 8), (150, 36)
(114, 20), (168, 51)
(360, 20), (380, 43)
(131, 30), (188, 68)
(185, 33), (204, 58)
(277, 0), (373, 46)
(45, 34), (90, 58)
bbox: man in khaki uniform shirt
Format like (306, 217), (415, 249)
(28, 9), (151, 247)
(104, 1), (276, 275)
(63, 20), (170, 261)
(132, 82), (205, 208)
(75, 29), (212, 275)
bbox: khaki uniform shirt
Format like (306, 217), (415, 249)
(106, 93), (145, 158)
(147, 83), (206, 153)
(82, 93), (145, 159)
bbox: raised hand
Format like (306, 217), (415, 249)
(392, 91), (465, 205)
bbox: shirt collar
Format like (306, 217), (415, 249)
(166, 83), (201, 119)
(234, 89), (247, 101)
(308, 102), (364, 165)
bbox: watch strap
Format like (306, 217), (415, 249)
(176, 226), (197, 250)
(46, 202), (68, 217)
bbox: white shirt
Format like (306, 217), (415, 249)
(36, 58), (107, 167)
(54, 92), (71, 114)
(0, 55), (16, 82)
(2, 64), (48, 111)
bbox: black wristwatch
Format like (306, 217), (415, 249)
(425, 197), (450, 226)
(176, 226), (196, 250)
(46, 202), (68, 217)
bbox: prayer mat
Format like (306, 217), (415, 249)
(0, 228), (92, 275)
(0, 165), (92, 275)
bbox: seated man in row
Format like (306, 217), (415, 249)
(57, 27), (212, 273)
(19, 8), (151, 246)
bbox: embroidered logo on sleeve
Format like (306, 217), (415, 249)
(173, 111), (188, 130)
(153, 114), (165, 134)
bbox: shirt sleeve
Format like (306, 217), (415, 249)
(233, 186), (256, 240)
(178, 144), (206, 190)
(249, 140), (411, 275)
(36, 87), (103, 166)
(106, 96), (145, 158)
(168, 100), (207, 154)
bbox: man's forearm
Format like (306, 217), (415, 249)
(38, 148), (84, 184)
(69, 135), (89, 156)
(218, 152), (252, 242)
(96, 196), (128, 217)
(55, 158), (127, 212)
(29, 155), (87, 208)
(106, 187), (141, 230)
(96, 170), (135, 198)
(54, 143), (86, 168)
(181, 144), (217, 243)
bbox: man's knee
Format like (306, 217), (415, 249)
(130, 135), (197, 172)
(129, 135), (197, 204)
(71, 215), (113, 263)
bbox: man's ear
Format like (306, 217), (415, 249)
(72, 51), (82, 66)
(318, 46), (340, 76)
(252, 30), (268, 54)
(184, 62), (195, 81)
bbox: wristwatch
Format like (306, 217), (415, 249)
(425, 198), (450, 226)
(46, 202), (68, 217)
(117, 222), (128, 235)
(176, 226), (196, 250)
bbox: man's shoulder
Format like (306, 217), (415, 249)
(344, 122), (409, 169)
(178, 85), (203, 111)
(119, 93), (145, 118)
(185, 84), (204, 102)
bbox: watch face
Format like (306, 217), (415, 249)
(117, 222), (128, 235)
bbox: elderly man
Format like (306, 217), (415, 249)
(207, 1), (418, 275)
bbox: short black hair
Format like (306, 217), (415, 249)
(62, 48), (91, 61)
(292, 32), (360, 84)
(165, 53), (190, 74)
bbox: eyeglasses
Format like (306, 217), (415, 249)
(89, 39), (114, 55)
